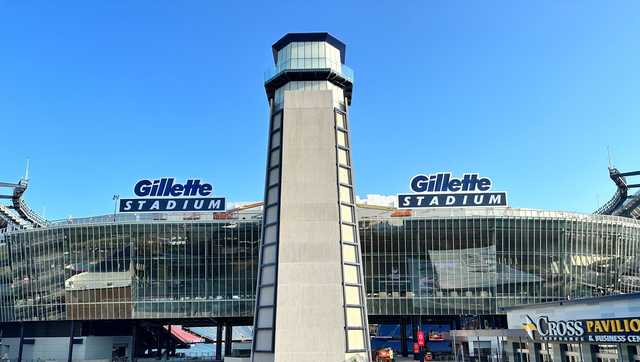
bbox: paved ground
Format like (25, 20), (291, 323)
(393, 358), (455, 362)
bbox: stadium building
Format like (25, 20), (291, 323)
(1, 33), (640, 362)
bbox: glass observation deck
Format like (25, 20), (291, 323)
(264, 60), (354, 84)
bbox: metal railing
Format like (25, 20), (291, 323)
(264, 58), (354, 83)
(45, 211), (263, 227)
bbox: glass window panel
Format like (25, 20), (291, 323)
(261, 265), (275, 285)
(305, 42), (311, 58)
(266, 187), (279, 206)
(270, 149), (280, 167)
(254, 330), (273, 351)
(264, 224), (277, 244)
(257, 307), (273, 328)
(268, 167), (279, 186)
(344, 264), (359, 284)
(329, 45), (338, 64)
(342, 225), (355, 242)
(338, 167), (351, 185)
(339, 185), (353, 203)
(345, 285), (361, 305)
(346, 307), (363, 327)
(338, 148), (349, 165)
(272, 113), (282, 130)
(336, 112), (346, 129)
(262, 244), (277, 264)
(341, 205), (354, 223)
(312, 41), (318, 58)
(259, 286), (274, 306)
(343, 244), (357, 263)
(347, 329), (365, 350)
(337, 130), (348, 147)
(271, 130), (281, 149)
(265, 205), (278, 225)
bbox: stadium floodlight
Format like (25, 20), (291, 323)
(112, 194), (120, 222)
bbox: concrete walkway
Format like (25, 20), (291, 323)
(393, 358), (455, 362)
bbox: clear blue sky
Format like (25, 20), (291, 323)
(1, 1), (638, 219)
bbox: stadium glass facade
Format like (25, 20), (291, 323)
(1, 208), (640, 323)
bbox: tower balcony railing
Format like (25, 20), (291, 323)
(264, 58), (354, 83)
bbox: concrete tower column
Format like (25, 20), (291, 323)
(618, 344), (635, 362)
(580, 344), (596, 362)
(526, 342), (542, 362)
(251, 33), (370, 362)
(551, 343), (566, 362)
(503, 341), (519, 362)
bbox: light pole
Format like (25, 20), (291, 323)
(112, 194), (120, 222)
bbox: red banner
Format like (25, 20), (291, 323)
(417, 330), (425, 346)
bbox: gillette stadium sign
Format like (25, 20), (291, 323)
(398, 172), (508, 209)
(119, 178), (225, 213)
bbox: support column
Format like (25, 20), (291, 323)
(67, 320), (75, 362)
(131, 323), (137, 362)
(619, 344), (635, 362)
(527, 342), (541, 362)
(224, 323), (233, 357)
(551, 343), (565, 362)
(216, 322), (223, 361)
(412, 318), (419, 360)
(503, 340), (518, 362)
(580, 343), (596, 362)
(156, 330), (161, 358)
(401, 318), (408, 357)
(165, 325), (171, 358)
(17, 323), (24, 362)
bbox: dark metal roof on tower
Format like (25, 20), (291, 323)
(271, 32), (346, 64)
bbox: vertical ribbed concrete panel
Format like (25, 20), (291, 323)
(277, 90), (346, 361)
(252, 33), (370, 362)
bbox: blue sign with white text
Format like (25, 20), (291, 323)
(398, 172), (508, 209)
(119, 178), (226, 213)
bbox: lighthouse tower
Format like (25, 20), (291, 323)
(251, 33), (370, 362)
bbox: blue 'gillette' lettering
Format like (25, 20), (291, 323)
(134, 178), (213, 197)
(410, 173), (492, 193)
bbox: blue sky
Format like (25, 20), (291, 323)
(1, 1), (638, 219)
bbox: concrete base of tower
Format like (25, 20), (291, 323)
(274, 90), (348, 361)
(251, 90), (362, 362)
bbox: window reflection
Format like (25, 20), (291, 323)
(1, 214), (639, 321)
